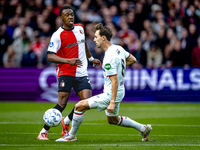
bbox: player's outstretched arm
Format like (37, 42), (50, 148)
(126, 54), (137, 66)
(47, 53), (82, 67)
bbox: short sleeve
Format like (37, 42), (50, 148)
(124, 49), (130, 60)
(104, 57), (117, 77)
(47, 32), (61, 54)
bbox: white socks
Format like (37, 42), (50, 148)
(69, 111), (84, 136)
(40, 128), (48, 134)
(117, 116), (144, 132)
(67, 114), (146, 137)
(64, 116), (71, 125)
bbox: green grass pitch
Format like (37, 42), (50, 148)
(0, 101), (200, 150)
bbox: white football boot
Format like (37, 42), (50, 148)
(140, 124), (152, 141)
(56, 133), (77, 142)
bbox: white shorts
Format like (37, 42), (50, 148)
(88, 93), (120, 116)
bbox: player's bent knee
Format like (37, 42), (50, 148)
(74, 103), (81, 111)
(107, 120), (118, 125)
(75, 100), (87, 112)
(107, 117), (118, 125)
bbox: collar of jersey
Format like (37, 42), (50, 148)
(106, 44), (114, 53)
(61, 26), (74, 31)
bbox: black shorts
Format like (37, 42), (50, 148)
(58, 75), (92, 95)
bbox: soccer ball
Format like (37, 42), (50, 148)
(43, 108), (62, 127)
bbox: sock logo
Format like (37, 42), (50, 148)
(72, 119), (78, 122)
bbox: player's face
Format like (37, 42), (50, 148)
(61, 9), (74, 29)
(94, 30), (103, 48)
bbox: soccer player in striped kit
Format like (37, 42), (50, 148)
(37, 6), (101, 140)
(56, 23), (152, 142)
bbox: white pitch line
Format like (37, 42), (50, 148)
(151, 124), (200, 127)
(0, 122), (200, 127)
(0, 144), (200, 147)
(0, 122), (42, 124)
(119, 106), (200, 111)
(0, 132), (200, 137)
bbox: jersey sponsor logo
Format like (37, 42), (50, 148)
(49, 42), (54, 48)
(66, 39), (85, 48)
(105, 63), (111, 70)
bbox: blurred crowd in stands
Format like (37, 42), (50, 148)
(0, 0), (200, 69)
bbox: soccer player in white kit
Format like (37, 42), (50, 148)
(56, 23), (152, 142)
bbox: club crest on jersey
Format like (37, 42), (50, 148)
(79, 29), (84, 34)
(60, 81), (65, 87)
(105, 63), (111, 70)
(64, 36), (68, 39)
(49, 42), (54, 48)
(116, 49), (120, 55)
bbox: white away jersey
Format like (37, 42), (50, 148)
(47, 24), (88, 77)
(102, 45), (130, 102)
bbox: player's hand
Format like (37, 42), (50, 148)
(91, 59), (101, 67)
(107, 102), (115, 113)
(68, 58), (82, 67)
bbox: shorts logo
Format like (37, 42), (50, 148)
(49, 42), (54, 48)
(60, 81), (65, 87)
(87, 77), (91, 84)
(105, 63), (111, 70)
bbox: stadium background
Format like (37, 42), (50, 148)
(0, 0), (200, 102)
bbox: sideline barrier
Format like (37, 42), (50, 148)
(0, 67), (200, 102)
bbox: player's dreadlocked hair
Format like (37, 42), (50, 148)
(92, 23), (113, 41)
(59, 6), (73, 16)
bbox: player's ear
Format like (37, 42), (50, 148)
(103, 36), (106, 41)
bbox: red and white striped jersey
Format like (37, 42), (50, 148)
(47, 24), (88, 77)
